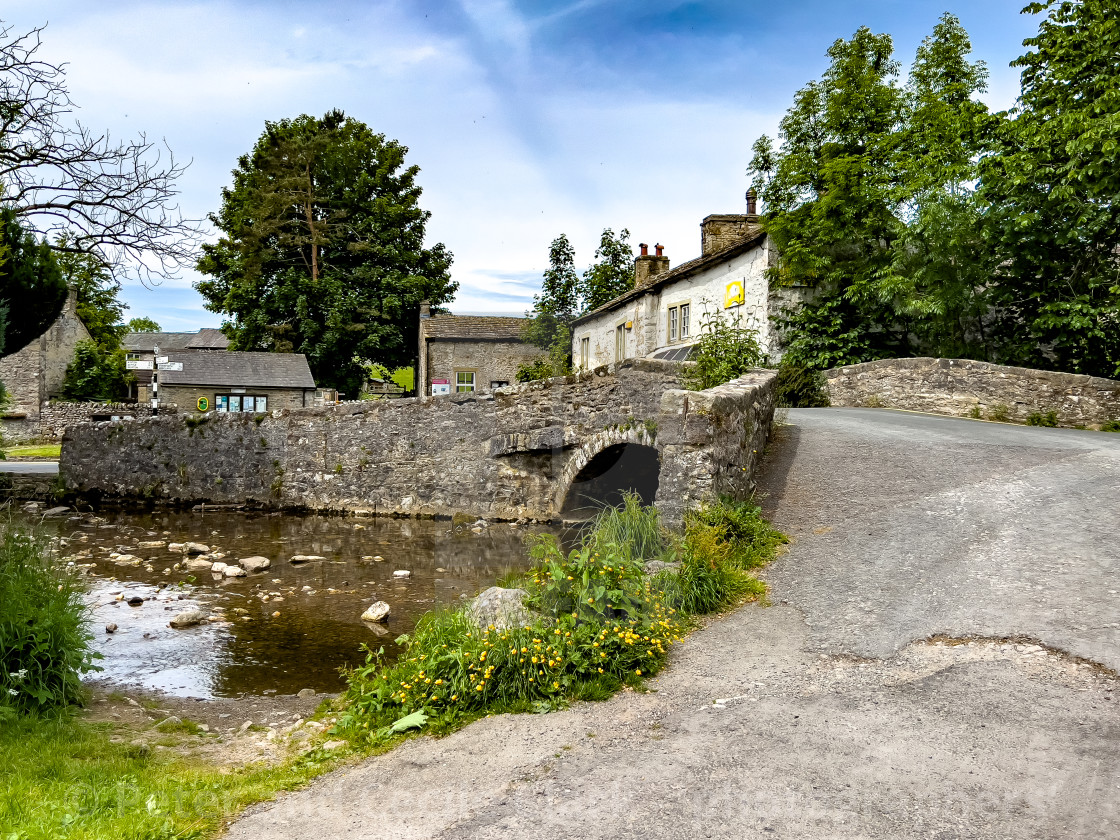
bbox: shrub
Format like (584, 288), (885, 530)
(772, 359), (830, 407)
(1026, 411), (1059, 427)
(1102, 420), (1120, 433)
(0, 525), (99, 717)
(681, 313), (765, 391)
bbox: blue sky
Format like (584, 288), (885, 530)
(6, 1), (1040, 329)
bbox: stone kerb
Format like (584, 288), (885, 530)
(825, 357), (1120, 428)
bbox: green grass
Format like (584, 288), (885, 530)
(0, 714), (351, 840)
(3, 443), (61, 459)
(339, 494), (786, 743)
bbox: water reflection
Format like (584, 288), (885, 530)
(31, 509), (562, 699)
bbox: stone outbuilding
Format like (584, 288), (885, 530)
(0, 287), (91, 442)
(122, 329), (230, 401)
(137, 350), (316, 413)
(418, 305), (546, 397)
(569, 203), (809, 369)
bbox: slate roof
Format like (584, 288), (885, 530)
(421, 315), (530, 341)
(157, 350), (315, 389)
(571, 227), (767, 327)
(123, 329), (230, 352)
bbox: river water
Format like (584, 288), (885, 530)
(29, 509), (565, 700)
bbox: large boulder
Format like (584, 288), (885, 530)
(360, 601), (391, 623)
(469, 587), (532, 631)
(239, 556), (272, 573)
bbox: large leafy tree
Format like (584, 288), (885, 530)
(0, 207), (66, 356)
(750, 16), (997, 368)
(979, 0), (1120, 378)
(196, 110), (456, 394)
(579, 228), (633, 311)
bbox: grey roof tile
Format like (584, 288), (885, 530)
(157, 350), (315, 389)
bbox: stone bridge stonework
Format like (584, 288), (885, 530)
(61, 361), (776, 525)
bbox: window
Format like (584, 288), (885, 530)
(490, 380), (509, 390)
(455, 371), (476, 393)
(615, 323), (626, 362)
(126, 352), (142, 361)
(579, 337), (590, 370)
(667, 303), (692, 343)
(216, 395), (268, 413)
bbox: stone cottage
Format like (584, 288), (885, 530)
(136, 350), (316, 413)
(418, 304), (546, 397)
(122, 328), (230, 401)
(0, 287), (91, 442)
(569, 202), (807, 368)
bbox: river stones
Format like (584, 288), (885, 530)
(392, 569), (411, 578)
(168, 542), (185, 552)
(127, 595), (144, 606)
(223, 565), (247, 578)
(360, 601), (391, 623)
(289, 554), (326, 564)
(42, 506), (70, 517)
(182, 542), (210, 555)
(469, 586), (532, 630)
(169, 609), (205, 629)
(238, 556), (271, 573)
(182, 558), (214, 573)
(137, 540), (166, 549)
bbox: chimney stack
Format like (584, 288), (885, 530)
(419, 301), (431, 319)
(746, 189), (758, 216)
(633, 242), (670, 287)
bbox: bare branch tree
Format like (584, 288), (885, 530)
(0, 22), (203, 282)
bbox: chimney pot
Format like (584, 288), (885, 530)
(746, 189), (758, 216)
(639, 243), (648, 257)
(654, 243), (664, 257)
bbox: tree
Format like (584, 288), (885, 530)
(579, 228), (633, 311)
(0, 207), (66, 356)
(749, 16), (997, 368)
(60, 338), (127, 402)
(196, 110), (455, 394)
(0, 23), (201, 280)
(126, 317), (161, 333)
(979, 0), (1120, 378)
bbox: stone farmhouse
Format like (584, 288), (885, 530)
(570, 202), (807, 368)
(418, 304), (546, 397)
(0, 287), (91, 443)
(136, 350), (317, 413)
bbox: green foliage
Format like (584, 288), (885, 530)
(772, 358), (830, 408)
(978, 0), (1120, 379)
(1101, 420), (1120, 433)
(753, 15), (998, 369)
(0, 208), (67, 358)
(125, 316), (161, 333)
(1026, 410), (1059, 428)
(680, 312), (764, 391)
(515, 349), (572, 383)
(340, 494), (785, 742)
(579, 228), (634, 311)
(60, 339), (128, 402)
(196, 110), (456, 394)
(989, 404), (1011, 423)
(0, 525), (99, 716)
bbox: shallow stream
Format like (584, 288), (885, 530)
(27, 508), (565, 700)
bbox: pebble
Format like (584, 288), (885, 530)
(105, 623), (118, 633)
(127, 595), (144, 606)
(393, 570), (411, 578)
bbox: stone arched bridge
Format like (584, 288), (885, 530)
(61, 360), (776, 525)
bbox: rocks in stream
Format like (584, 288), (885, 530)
(105, 623), (118, 633)
(127, 595), (144, 606)
(183, 558), (215, 573)
(469, 586), (532, 630)
(182, 542), (210, 555)
(223, 565), (247, 578)
(169, 609), (205, 629)
(238, 556), (272, 573)
(43, 506), (71, 517)
(360, 601), (391, 623)
(392, 569), (411, 578)
(289, 555), (326, 565)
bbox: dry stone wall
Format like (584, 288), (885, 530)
(61, 360), (777, 524)
(826, 357), (1120, 428)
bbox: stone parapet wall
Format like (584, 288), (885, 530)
(826, 358), (1120, 428)
(60, 360), (777, 523)
(39, 401), (166, 441)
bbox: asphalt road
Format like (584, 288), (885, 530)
(0, 460), (58, 474)
(223, 409), (1120, 840)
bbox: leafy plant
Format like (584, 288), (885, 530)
(1101, 420), (1120, 433)
(681, 312), (764, 391)
(1026, 411), (1058, 427)
(772, 358), (830, 407)
(0, 525), (99, 715)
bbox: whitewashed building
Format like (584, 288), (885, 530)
(570, 209), (804, 368)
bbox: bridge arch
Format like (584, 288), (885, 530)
(555, 425), (660, 518)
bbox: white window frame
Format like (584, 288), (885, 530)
(455, 370), (476, 393)
(615, 323), (626, 362)
(679, 302), (691, 340)
(579, 336), (590, 370)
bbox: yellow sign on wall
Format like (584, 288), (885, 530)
(197, 397), (209, 412)
(724, 280), (744, 308)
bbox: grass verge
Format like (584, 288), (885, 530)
(3, 443), (62, 459)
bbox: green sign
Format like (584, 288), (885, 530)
(197, 397), (209, 412)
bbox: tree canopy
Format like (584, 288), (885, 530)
(196, 110), (455, 394)
(0, 207), (66, 356)
(126, 317), (161, 333)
